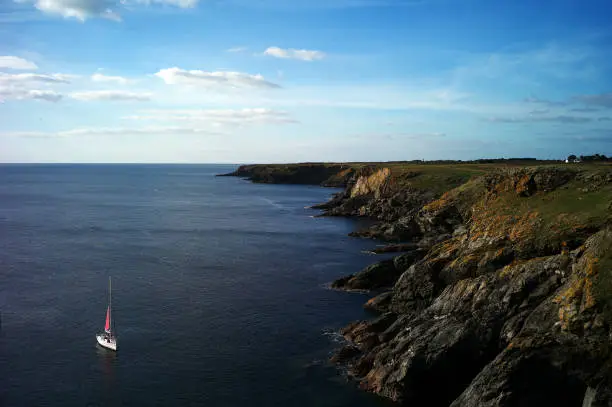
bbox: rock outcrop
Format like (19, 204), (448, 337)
(217, 163), (352, 186)
(221, 161), (612, 406)
(329, 166), (612, 406)
(332, 249), (428, 291)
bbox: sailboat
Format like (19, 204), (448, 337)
(96, 277), (117, 351)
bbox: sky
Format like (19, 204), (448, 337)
(0, 0), (611, 163)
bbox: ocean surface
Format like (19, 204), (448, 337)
(0, 164), (392, 407)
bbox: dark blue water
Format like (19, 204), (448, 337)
(0, 164), (390, 407)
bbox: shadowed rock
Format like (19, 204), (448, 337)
(331, 260), (399, 291)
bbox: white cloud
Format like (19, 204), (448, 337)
(20, 0), (198, 21)
(0, 56), (38, 70)
(3, 126), (220, 137)
(0, 88), (62, 102)
(27, 89), (63, 102)
(154, 67), (281, 89)
(0, 72), (72, 85)
(70, 90), (152, 101)
(263, 47), (326, 61)
(91, 73), (131, 84)
(0, 71), (71, 102)
(21, 0), (121, 21)
(124, 108), (298, 126)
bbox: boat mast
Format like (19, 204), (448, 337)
(109, 276), (112, 334)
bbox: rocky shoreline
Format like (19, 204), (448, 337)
(221, 162), (612, 406)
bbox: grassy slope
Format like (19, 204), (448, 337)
(418, 165), (612, 265)
(230, 161), (609, 191)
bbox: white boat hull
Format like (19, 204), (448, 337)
(96, 334), (117, 351)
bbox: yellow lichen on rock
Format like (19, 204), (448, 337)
(508, 211), (541, 243)
(583, 256), (599, 310)
(553, 253), (602, 330)
(422, 192), (451, 212)
(515, 173), (534, 196)
(429, 237), (462, 259)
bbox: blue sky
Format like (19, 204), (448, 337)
(0, 0), (611, 163)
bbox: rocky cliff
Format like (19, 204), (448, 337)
(217, 163), (354, 186)
(221, 161), (612, 406)
(329, 165), (612, 406)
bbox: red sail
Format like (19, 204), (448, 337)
(104, 306), (111, 332)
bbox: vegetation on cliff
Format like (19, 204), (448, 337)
(326, 164), (612, 407)
(221, 160), (612, 406)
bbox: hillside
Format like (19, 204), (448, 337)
(327, 165), (612, 407)
(217, 160), (560, 188)
(222, 160), (612, 406)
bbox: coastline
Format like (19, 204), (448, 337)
(221, 162), (612, 407)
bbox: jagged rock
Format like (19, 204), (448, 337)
(389, 259), (446, 313)
(349, 217), (422, 242)
(341, 314), (396, 348)
(369, 243), (418, 254)
(364, 291), (393, 312)
(392, 249), (428, 273)
(339, 254), (572, 405)
(339, 227), (612, 406)
(485, 167), (578, 197)
(227, 163), (612, 406)
(330, 344), (361, 364)
(331, 260), (398, 291)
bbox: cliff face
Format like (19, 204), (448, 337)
(220, 161), (612, 405)
(217, 163), (353, 186)
(330, 166), (612, 406)
(315, 165), (477, 242)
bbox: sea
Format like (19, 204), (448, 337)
(0, 164), (392, 407)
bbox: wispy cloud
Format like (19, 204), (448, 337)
(0, 71), (70, 102)
(487, 115), (594, 124)
(91, 73), (132, 85)
(523, 96), (567, 107)
(70, 90), (152, 101)
(263, 47), (326, 61)
(19, 0), (121, 21)
(573, 135), (612, 143)
(18, 0), (199, 21)
(529, 109), (549, 115)
(3, 126), (221, 138)
(539, 130), (612, 144)
(573, 93), (612, 108)
(452, 42), (601, 91)
(356, 132), (446, 140)
(0, 72), (72, 84)
(226, 46), (247, 53)
(569, 107), (600, 113)
(154, 67), (281, 89)
(0, 55), (38, 70)
(0, 88), (62, 102)
(123, 108), (298, 126)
